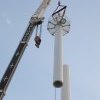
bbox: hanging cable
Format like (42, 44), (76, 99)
(34, 24), (41, 48)
(35, 25), (38, 37)
(55, 88), (57, 100)
(39, 23), (42, 38)
(58, 0), (61, 6)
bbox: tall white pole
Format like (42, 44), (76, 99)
(47, 4), (70, 88)
(61, 64), (70, 100)
(53, 26), (63, 88)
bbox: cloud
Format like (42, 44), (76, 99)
(6, 18), (11, 25)
(0, 12), (12, 25)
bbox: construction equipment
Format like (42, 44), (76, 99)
(0, 0), (51, 99)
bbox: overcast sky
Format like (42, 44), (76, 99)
(0, 0), (100, 100)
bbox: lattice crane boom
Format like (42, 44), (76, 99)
(0, 0), (51, 100)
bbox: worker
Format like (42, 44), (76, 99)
(34, 35), (41, 48)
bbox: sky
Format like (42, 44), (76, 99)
(0, 0), (100, 100)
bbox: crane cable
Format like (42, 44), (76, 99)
(35, 25), (38, 37)
(58, 0), (61, 6)
(39, 23), (42, 38)
(35, 23), (42, 37)
(55, 88), (57, 100)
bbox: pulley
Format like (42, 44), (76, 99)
(34, 23), (42, 48)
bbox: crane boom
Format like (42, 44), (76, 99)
(33, 0), (51, 18)
(0, 0), (51, 100)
